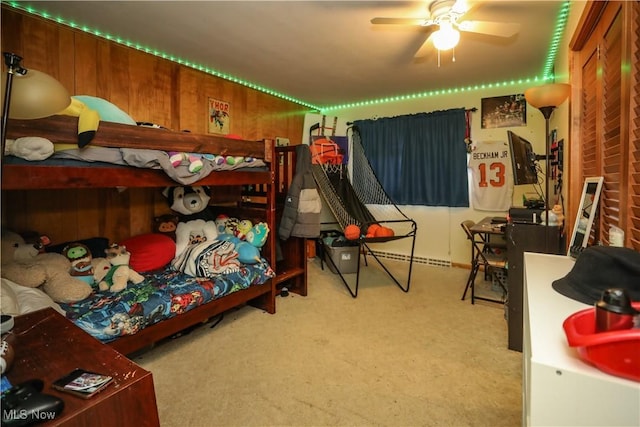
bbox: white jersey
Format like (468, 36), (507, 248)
(468, 140), (513, 211)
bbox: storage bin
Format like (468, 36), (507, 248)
(324, 244), (359, 274)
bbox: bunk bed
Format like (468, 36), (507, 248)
(1, 115), (306, 356)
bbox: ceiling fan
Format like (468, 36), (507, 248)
(371, 0), (521, 62)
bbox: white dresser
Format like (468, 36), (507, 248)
(523, 252), (640, 427)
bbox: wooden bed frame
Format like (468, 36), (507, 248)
(2, 115), (307, 356)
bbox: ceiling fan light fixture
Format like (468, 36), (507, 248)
(432, 21), (460, 51)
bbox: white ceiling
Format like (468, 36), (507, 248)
(18, 1), (566, 109)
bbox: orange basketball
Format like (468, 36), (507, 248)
(366, 224), (381, 236)
(344, 224), (361, 240)
(374, 226), (395, 238)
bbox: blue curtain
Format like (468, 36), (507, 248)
(354, 108), (469, 207)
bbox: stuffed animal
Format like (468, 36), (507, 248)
(163, 185), (216, 222)
(62, 243), (94, 285)
(173, 219), (219, 263)
(94, 244), (144, 292)
(11, 96), (137, 153)
(0, 231), (92, 303)
(154, 214), (180, 240)
(168, 152), (205, 173)
(167, 153), (252, 172)
(246, 222), (270, 248)
(58, 95), (137, 148)
(215, 214), (229, 234)
(235, 219), (253, 239)
(216, 234), (260, 264)
(224, 217), (240, 236)
(173, 219), (246, 276)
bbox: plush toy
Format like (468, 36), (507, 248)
(168, 153), (253, 171)
(19, 232), (50, 253)
(215, 214), (229, 234)
(4, 137), (54, 161)
(154, 214), (180, 240)
(216, 234), (261, 264)
(163, 185), (216, 221)
(174, 219), (219, 262)
(235, 219), (253, 239)
(246, 222), (270, 248)
(0, 231), (92, 303)
(168, 152), (205, 173)
(58, 97), (101, 148)
(94, 244), (144, 292)
(224, 217), (240, 236)
(58, 95), (138, 148)
(62, 243), (94, 285)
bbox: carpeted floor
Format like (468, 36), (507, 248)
(135, 257), (522, 427)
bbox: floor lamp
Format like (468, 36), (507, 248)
(524, 83), (571, 225)
(1, 52), (71, 160)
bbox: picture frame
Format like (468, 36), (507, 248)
(208, 98), (230, 135)
(481, 94), (527, 129)
(568, 176), (604, 258)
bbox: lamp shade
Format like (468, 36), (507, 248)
(524, 83), (571, 109)
(1, 69), (70, 119)
(432, 21), (460, 51)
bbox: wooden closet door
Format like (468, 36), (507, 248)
(627, 3), (640, 249)
(569, 1), (640, 249)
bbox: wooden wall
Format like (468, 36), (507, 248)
(1, 7), (310, 244)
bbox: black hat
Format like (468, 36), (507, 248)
(552, 246), (640, 305)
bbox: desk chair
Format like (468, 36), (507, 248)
(460, 220), (508, 304)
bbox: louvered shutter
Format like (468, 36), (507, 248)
(600, 9), (622, 245)
(571, 1), (639, 251)
(627, 3), (640, 248)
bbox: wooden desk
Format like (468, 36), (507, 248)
(462, 216), (507, 304)
(4, 308), (160, 427)
(506, 223), (562, 352)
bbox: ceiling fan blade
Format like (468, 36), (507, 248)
(414, 38), (434, 59)
(457, 20), (520, 38)
(413, 28), (438, 58)
(371, 17), (430, 26)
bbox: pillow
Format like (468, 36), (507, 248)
(1, 278), (65, 316)
(120, 233), (176, 272)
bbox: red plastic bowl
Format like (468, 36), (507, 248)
(563, 302), (640, 382)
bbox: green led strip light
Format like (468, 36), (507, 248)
(5, 0), (570, 113)
(542, 0), (571, 80)
(3, 1), (321, 110)
(321, 0), (572, 112)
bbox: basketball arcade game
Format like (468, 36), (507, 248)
(310, 121), (417, 298)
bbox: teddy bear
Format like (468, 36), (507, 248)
(154, 214), (180, 240)
(162, 185), (216, 222)
(93, 244), (145, 292)
(0, 231), (93, 303)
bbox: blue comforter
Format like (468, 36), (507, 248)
(60, 260), (274, 342)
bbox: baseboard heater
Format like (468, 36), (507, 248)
(368, 250), (451, 268)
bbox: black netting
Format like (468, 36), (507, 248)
(311, 128), (414, 239)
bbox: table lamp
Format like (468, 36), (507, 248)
(1, 52), (71, 160)
(524, 82), (571, 225)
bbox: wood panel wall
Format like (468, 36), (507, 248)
(1, 7), (310, 244)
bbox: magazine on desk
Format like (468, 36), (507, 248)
(53, 369), (113, 399)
